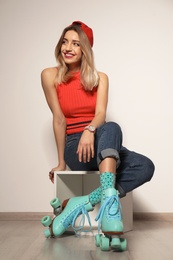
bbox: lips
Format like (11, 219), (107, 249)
(64, 53), (75, 59)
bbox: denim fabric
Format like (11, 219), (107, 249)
(96, 122), (122, 167)
(64, 122), (155, 197)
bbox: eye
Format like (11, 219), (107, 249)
(73, 42), (80, 47)
(62, 39), (67, 45)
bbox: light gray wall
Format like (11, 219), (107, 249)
(0, 0), (173, 213)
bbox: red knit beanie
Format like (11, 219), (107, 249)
(70, 21), (94, 47)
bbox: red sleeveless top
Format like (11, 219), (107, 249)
(56, 71), (97, 135)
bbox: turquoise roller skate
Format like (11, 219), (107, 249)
(95, 188), (127, 251)
(41, 195), (94, 238)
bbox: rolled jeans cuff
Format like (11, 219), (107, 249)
(97, 148), (120, 168)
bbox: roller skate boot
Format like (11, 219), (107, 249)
(95, 188), (127, 251)
(41, 195), (93, 238)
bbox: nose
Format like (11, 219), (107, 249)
(65, 42), (72, 51)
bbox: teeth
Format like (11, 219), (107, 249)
(65, 53), (73, 57)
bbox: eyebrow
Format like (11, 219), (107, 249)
(63, 37), (80, 43)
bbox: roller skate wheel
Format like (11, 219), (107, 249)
(100, 236), (110, 251)
(95, 234), (102, 247)
(50, 198), (61, 209)
(44, 229), (51, 238)
(41, 216), (52, 227)
(111, 237), (121, 249)
(119, 238), (127, 251)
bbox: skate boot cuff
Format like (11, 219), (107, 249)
(115, 183), (126, 198)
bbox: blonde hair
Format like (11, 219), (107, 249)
(55, 25), (99, 91)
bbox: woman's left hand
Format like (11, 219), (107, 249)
(77, 131), (95, 163)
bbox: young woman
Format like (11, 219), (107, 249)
(41, 21), (155, 245)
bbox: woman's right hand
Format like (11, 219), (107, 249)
(77, 130), (95, 163)
(49, 163), (66, 183)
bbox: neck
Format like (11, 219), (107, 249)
(67, 62), (81, 72)
(68, 68), (80, 73)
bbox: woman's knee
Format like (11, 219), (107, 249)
(103, 121), (123, 140)
(143, 157), (155, 182)
(119, 148), (155, 185)
(134, 153), (155, 183)
(106, 121), (122, 132)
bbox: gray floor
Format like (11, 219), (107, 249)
(0, 219), (173, 260)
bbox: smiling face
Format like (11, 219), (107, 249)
(61, 30), (82, 71)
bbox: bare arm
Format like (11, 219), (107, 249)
(77, 72), (109, 162)
(41, 68), (67, 175)
(90, 72), (108, 127)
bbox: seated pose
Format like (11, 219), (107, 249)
(41, 21), (155, 242)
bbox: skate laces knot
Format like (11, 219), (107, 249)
(95, 195), (120, 233)
(64, 205), (92, 235)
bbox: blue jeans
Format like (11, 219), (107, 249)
(64, 122), (155, 197)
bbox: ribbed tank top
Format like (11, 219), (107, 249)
(56, 71), (97, 135)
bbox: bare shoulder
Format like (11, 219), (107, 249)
(98, 71), (109, 82)
(41, 67), (57, 80)
(41, 67), (58, 89)
(41, 67), (57, 77)
(97, 72), (109, 88)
